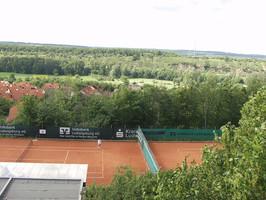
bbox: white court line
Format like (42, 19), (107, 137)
(86, 149), (104, 179)
(0, 157), (18, 160)
(102, 150), (104, 178)
(0, 148), (28, 151)
(29, 146), (99, 150)
(87, 171), (104, 179)
(64, 150), (69, 164)
(21, 158), (65, 162)
(28, 149), (101, 153)
(0, 145), (28, 148)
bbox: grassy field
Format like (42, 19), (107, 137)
(0, 72), (32, 80)
(129, 78), (174, 88)
(0, 72), (175, 88)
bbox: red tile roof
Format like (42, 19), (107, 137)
(42, 83), (59, 89)
(80, 85), (103, 96)
(8, 102), (22, 122)
(0, 82), (45, 102)
(0, 82), (47, 122)
(5, 83), (106, 122)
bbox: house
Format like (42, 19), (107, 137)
(42, 83), (60, 94)
(4, 82), (76, 122)
(80, 85), (103, 96)
(0, 82), (48, 122)
(4, 82), (104, 122)
(42, 83), (59, 89)
(63, 86), (75, 97)
(0, 82), (45, 102)
(8, 102), (22, 122)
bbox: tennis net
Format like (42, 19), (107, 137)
(16, 140), (33, 162)
(136, 126), (159, 174)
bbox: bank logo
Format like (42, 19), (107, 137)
(60, 127), (70, 135)
(116, 129), (124, 138)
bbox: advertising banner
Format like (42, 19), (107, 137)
(0, 125), (38, 137)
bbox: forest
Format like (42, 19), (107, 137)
(0, 44), (265, 84)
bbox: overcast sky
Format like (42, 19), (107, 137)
(1, 0), (265, 55)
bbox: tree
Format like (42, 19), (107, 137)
(53, 69), (59, 76)
(16, 95), (39, 126)
(110, 88), (143, 127)
(83, 94), (111, 128)
(36, 90), (73, 127)
(218, 86), (265, 199)
(8, 73), (16, 83)
(152, 86), (266, 199)
(111, 65), (122, 79)
(0, 97), (12, 124)
(198, 76), (219, 129)
(120, 75), (129, 85)
(169, 87), (200, 128)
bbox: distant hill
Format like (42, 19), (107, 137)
(0, 41), (88, 49)
(1, 41), (265, 59)
(170, 49), (266, 59)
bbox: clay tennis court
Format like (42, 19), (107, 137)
(0, 138), (148, 185)
(149, 141), (221, 170)
(0, 138), (220, 185)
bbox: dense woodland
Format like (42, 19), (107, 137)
(0, 44), (265, 84)
(0, 44), (265, 128)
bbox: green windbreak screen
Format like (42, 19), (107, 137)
(136, 127), (159, 174)
(143, 129), (222, 140)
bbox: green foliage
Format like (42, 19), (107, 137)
(218, 86), (266, 199)
(8, 73), (16, 83)
(120, 75), (129, 85)
(15, 95), (39, 126)
(37, 90), (73, 127)
(15, 90), (73, 127)
(0, 97), (12, 124)
(81, 94), (111, 128)
(86, 166), (156, 200)
(11, 80), (254, 129)
(110, 88), (143, 127)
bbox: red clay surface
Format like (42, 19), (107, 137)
(149, 141), (221, 170)
(0, 138), (148, 185)
(0, 138), (220, 185)
(0, 138), (32, 162)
